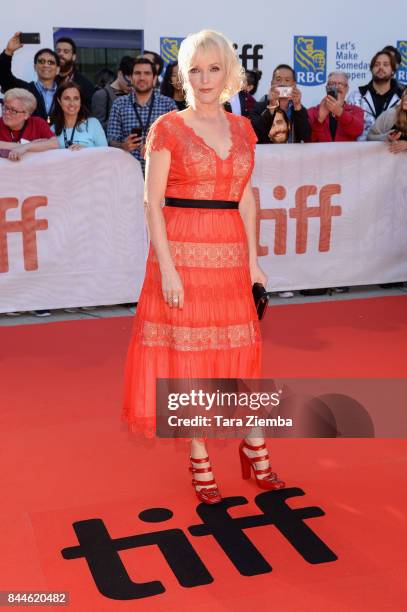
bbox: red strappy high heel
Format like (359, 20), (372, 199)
(239, 440), (285, 490)
(189, 456), (222, 504)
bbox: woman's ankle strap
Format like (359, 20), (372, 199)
(190, 456), (209, 464)
(242, 441), (266, 451)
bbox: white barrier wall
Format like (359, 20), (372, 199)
(0, 0), (406, 105)
(1, 143), (406, 313)
(252, 142), (407, 290)
(0, 148), (147, 312)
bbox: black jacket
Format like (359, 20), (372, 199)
(0, 50), (52, 120)
(0, 51), (95, 118)
(224, 91), (256, 117)
(250, 96), (311, 143)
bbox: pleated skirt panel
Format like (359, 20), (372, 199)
(122, 207), (262, 437)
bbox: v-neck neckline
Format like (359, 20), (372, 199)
(176, 111), (234, 162)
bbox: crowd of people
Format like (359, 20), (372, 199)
(0, 33), (406, 313)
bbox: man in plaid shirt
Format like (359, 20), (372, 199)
(107, 57), (177, 172)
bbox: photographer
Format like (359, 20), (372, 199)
(250, 64), (310, 143)
(0, 32), (60, 121)
(307, 72), (364, 142)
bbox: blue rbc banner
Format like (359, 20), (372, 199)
(294, 36), (327, 86)
(396, 41), (407, 85)
(160, 36), (185, 70)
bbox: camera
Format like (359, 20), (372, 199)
(19, 33), (41, 45)
(326, 85), (338, 99)
(276, 86), (292, 98)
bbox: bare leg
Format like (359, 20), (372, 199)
(242, 436), (269, 479)
(190, 438), (217, 491)
(241, 428), (285, 488)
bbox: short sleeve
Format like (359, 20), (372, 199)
(145, 113), (175, 156)
(88, 117), (108, 147)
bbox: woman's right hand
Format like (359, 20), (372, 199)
(267, 85), (280, 109)
(387, 130), (401, 142)
(5, 32), (23, 55)
(161, 266), (184, 308)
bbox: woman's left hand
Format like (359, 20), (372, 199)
(250, 261), (267, 287)
(389, 140), (407, 154)
(68, 144), (84, 151)
(8, 144), (27, 161)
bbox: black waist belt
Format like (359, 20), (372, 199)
(165, 197), (239, 209)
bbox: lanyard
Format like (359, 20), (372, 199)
(9, 121), (28, 143)
(133, 91), (155, 138)
(63, 123), (78, 148)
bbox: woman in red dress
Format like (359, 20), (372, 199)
(123, 29), (284, 504)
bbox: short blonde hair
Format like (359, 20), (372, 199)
(4, 88), (37, 114)
(178, 29), (245, 106)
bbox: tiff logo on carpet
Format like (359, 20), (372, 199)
(61, 489), (338, 600)
(0, 196), (48, 273)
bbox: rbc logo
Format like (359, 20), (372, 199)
(396, 41), (407, 85)
(294, 36), (327, 86)
(160, 37), (184, 70)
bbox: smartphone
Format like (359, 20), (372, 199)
(19, 33), (41, 44)
(326, 85), (338, 99)
(277, 86), (292, 98)
(131, 127), (142, 138)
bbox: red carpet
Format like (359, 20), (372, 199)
(1, 296), (407, 611)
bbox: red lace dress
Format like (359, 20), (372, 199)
(122, 110), (261, 437)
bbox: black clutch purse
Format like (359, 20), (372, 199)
(252, 283), (270, 321)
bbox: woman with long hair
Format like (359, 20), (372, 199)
(367, 87), (407, 153)
(123, 30), (285, 504)
(50, 81), (107, 149)
(160, 61), (187, 110)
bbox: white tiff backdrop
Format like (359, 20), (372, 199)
(0, 0), (406, 105)
(0, 143), (406, 313)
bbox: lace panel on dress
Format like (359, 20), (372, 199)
(145, 112), (256, 202)
(151, 240), (248, 268)
(141, 320), (260, 351)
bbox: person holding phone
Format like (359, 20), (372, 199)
(107, 57), (177, 173)
(0, 32), (60, 121)
(250, 64), (310, 143)
(307, 71), (364, 142)
(367, 87), (407, 153)
(50, 81), (107, 150)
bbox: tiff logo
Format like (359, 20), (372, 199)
(254, 184), (342, 255)
(61, 489), (337, 600)
(233, 43), (263, 70)
(0, 196), (48, 273)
